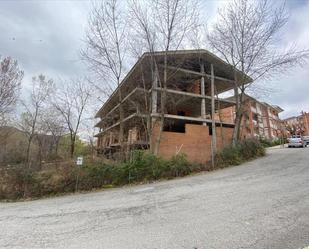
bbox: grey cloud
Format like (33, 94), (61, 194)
(267, 1), (309, 118)
(0, 0), (308, 119)
(0, 0), (90, 83)
(239, 0), (309, 119)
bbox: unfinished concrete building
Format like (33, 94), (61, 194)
(94, 50), (250, 164)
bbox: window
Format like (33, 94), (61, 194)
(163, 119), (186, 133)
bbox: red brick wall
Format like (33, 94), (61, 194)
(187, 80), (200, 94)
(303, 112), (309, 136)
(152, 123), (233, 164)
(216, 106), (235, 123)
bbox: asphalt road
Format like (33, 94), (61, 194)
(1, 147), (309, 249)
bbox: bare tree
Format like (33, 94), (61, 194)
(128, 0), (158, 154)
(19, 75), (54, 167)
(37, 107), (67, 159)
(53, 79), (91, 158)
(0, 56), (23, 124)
(129, 0), (200, 155)
(208, 0), (309, 145)
(83, 118), (99, 161)
(82, 0), (128, 158)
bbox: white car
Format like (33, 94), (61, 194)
(288, 137), (306, 148)
(303, 136), (309, 145)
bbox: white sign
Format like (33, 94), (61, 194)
(76, 156), (83, 166)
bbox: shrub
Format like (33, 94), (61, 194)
(78, 164), (106, 190)
(111, 151), (169, 184)
(238, 138), (265, 160)
(0, 166), (41, 200)
(216, 145), (243, 167)
(141, 152), (168, 180)
(0, 151), (204, 200)
(259, 137), (286, 148)
(168, 153), (192, 177)
(0, 167), (25, 200)
(215, 138), (265, 168)
(258, 137), (273, 147)
(1, 141), (264, 201)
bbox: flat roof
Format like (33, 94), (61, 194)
(95, 49), (252, 118)
(226, 94), (284, 113)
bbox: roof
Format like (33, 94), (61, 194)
(283, 116), (298, 121)
(284, 112), (309, 121)
(226, 94), (284, 113)
(270, 105), (284, 113)
(261, 102), (284, 113)
(95, 49), (253, 118)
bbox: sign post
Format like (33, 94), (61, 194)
(75, 156), (83, 192)
(76, 156), (83, 166)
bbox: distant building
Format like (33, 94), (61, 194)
(284, 111), (309, 136)
(216, 94), (284, 140)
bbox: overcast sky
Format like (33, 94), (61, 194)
(0, 0), (308, 119)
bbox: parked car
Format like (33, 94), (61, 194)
(303, 136), (309, 145)
(288, 137), (307, 148)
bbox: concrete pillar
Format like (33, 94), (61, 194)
(266, 107), (271, 139)
(151, 70), (158, 114)
(200, 62), (206, 125)
(249, 101), (254, 136)
(211, 64), (217, 153)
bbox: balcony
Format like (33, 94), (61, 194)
(251, 106), (257, 113)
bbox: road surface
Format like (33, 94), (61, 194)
(1, 147), (309, 249)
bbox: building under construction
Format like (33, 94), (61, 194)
(94, 50), (251, 164)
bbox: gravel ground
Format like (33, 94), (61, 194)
(0, 147), (309, 249)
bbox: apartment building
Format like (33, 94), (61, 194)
(284, 111), (309, 136)
(217, 95), (284, 140)
(94, 49), (251, 163)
